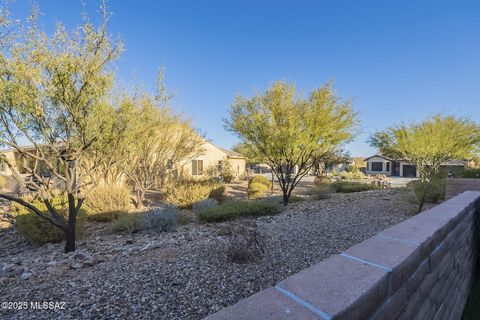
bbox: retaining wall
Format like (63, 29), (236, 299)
(206, 191), (480, 320)
(446, 178), (480, 200)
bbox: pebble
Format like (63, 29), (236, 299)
(0, 189), (415, 319)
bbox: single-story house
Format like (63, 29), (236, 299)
(185, 140), (246, 179)
(0, 141), (247, 192)
(0, 145), (56, 192)
(364, 154), (468, 178)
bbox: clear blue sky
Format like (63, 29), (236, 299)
(9, 1), (480, 156)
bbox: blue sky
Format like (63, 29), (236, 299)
(9, 1), (480, 156)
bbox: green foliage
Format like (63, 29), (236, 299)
(247, 182), (269, 199)
(308, 185), (334, 200)
(13, 194), (86, 244)
(460, 168), (480, 178)
(220, 160), (235, 183)
(0, 1), (122, 252)
(314, 175), (332, 186)
(16, 212), (86, 244)
(192, 198), (218, 214)
(225, 81), (358, 205)
(111, 214), (144, 234)
(407, 172), (447, 212)
(197, 200), (282, 223)
(265, 195), (305, 203)
(120, 93), (205, 209)
(248, 175), (271, 188)
(85, 185), (131, 222)
(338, 170), (366, 180)
(209, 186), (226, 203)
(142, 206), (179, 232)
(330, 181), (379, 193)
(369, 115), (480, 180)
(232, 142), (262, 164)
(164, 180), (225, 208)
(345, 164), (359, 173)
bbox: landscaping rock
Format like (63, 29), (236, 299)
(0, 189), (414, 319)
(20, 271), (32, 280)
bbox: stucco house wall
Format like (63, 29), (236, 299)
(365, 156), (393, 176)
(365, 154), (466, 178)
(0, 140), (247, 192)
(0, 150), (23, 192)
(175, 140), (246, 180)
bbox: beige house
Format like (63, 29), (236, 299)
(0, 145), (62, 192)
(0, 140), (247, 192)
(183, 140), (246, 179)
(0, 148), (20, 191)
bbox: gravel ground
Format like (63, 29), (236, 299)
(0, 189), (415, 320)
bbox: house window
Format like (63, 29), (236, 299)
(371, 162), (383, 172)
(192, 160), (204, 176)
(386, 162), (390, 172)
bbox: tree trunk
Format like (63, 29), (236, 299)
(418, 193), (426, 213)
(417, 178), (428, 214)
(135, 190), (145, 209)
(64, 226), (76, 253)
(65, 194), (78, 253)
(282, 192), (289, 206)
(271, 171), (274, 192)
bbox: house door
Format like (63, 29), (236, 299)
(393, 162), (400, 176)
(402, 165), (417, 177)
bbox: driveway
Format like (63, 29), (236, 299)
(386, 177), (417, 187)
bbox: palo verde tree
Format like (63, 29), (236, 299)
(0, 3), (121, 252)
(88, 70), (174, 187)
(225, 81), (357, 205)
(369, 115), (480, 211)
(121, 90), (204, 209)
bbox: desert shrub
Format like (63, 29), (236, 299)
(192, 198), (218, 214)
(13, 192), (86, 244)
(205, 165), (219, 177)
(224, 221), (265, 263)
(111, 214), (144, 234)
(287, 195), (304, 203)
(0, 174), (7, 189)
(247, 182), (269, 199)
(330, 181), (379, 193)
(308, 185), (334, 200)
(209, 186), (226, 203)
(220, 160), (235, 183)
(460, 168), (480, 178)
(345, 164), (359, 173)
(248, 175), (271, 188)
(164, 180), (224, 208)
(371, 175), (391, 189)
(142, 206), (179, 232)
(338, 170), (366, 180)
(84, 185), (131, 222)
(16, 212), (86, 244)
(222, 174), (234, 183)
(314, 175), (332, 186)
(407, 172), (447, 212)
(198, 200), (282, 223)
(265, 195), (305, 203)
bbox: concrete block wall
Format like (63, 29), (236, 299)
(446, 178), (480, 200)
(205, 191), (480, 320)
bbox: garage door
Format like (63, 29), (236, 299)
(402, 165), (417, 177)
